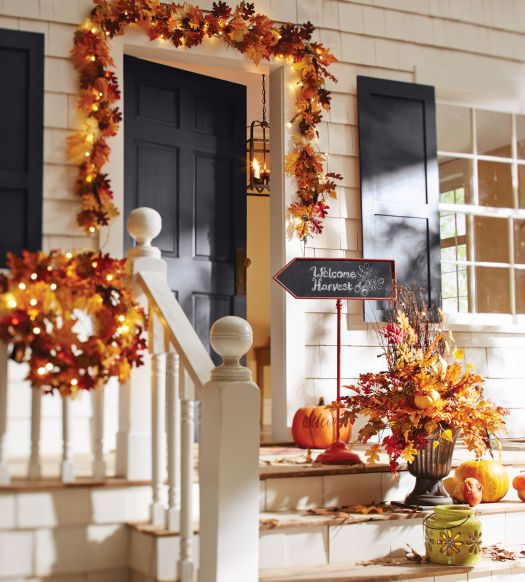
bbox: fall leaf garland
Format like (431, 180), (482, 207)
(0, 250), (146, 395)
(70, 0), (341, 240)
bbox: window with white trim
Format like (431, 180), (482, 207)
(436, 104), (525, 317)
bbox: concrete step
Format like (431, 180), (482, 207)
(127, 501), (525, 581)
(0, 481), (151, 581)
(259, 554), (525, 582)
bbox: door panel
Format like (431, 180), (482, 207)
(124, 56), (246, 360)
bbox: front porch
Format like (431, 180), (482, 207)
(3, 441), (525, 581)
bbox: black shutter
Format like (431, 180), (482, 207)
(357, 75), (441, 319)
(0, 29), (44, 267)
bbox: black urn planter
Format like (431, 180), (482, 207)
(405, 431), (458, 507)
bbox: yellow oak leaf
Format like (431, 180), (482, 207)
(442, 429), (453, 442)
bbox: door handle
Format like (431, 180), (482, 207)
(235, 248), (250, 296)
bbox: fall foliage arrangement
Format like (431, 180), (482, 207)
(70, 0), (341, 240)
(0, 250), (146, 395)
(341, 287), (508, 472)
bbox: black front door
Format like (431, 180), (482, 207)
(124, 56), (247, 359)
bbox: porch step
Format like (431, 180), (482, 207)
(127, 501), (525, 581)
(258, 444), (525, 512)
(259, 555), (525, 582)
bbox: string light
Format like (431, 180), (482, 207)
(50, 283), (57, 291)
(7, 298), (17, 309)
(106, 274), (113, 282)
(91, 104), (99, 112)
(71, 378), (78, 386)
(118, 315), (125, 322)
(37, 367), (46, 375)
(65, 252), (73, 259)
(18, 282), (26, 290)
(84, 152), (91, 158)
(29, 299), (37, 306)
(30, 273), (37, 280)
(45, 363), (54, 371)
(89, 226), (96, 233)
(90, 27), (97, 34)
(33, 327), (41, 335)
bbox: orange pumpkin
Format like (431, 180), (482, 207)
(455, 459), (509, 503)
(512, 472), (525, 501)
(292, 398), (352, 449)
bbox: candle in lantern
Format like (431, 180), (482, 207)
(261, 164), (270, 184)
(252, 158), (261, 180)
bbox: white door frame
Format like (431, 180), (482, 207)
(103, 30), (305, 440)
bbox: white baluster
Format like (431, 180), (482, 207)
(199, 317), (260, 582)
(166, 350), (181, 531)
(151, 349), (167, 528)
(61, 397), (74, 483)
(28, 388), (42, 480)
(92, 387), (106, 480)
(0, 341), (10, 485)
(117, 207), (166, 480)
(179, 366), (195, 582)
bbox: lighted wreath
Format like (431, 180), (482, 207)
(0, 251), (146, 395)
(69, 0), (342, 241)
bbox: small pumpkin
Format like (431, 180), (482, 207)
(512, 471), (525, 502)
(292, 398), (352, 449)
(455, 459), (509, 503)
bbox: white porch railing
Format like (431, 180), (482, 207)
(0, 207), (261, 582)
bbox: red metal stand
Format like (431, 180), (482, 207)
(315, 299), (363, 465)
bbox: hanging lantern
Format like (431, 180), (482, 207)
(247, 74), (270, 195)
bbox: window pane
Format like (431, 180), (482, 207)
(517, 115), (525, 160)
(475, 267), (511, 313)
(516, 270), (525, 314)
(515, 219), (525, 264)
(476, 109), (512, 158)
(474, 216), (509, 263)
(442, 271), (458, 300)
(519, 165), (525, 209)
(439, 157), (472, 203)
(478, 161), (513, 207)
(437, 105), (472, 153)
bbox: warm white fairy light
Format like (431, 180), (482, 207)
(18, 282), (26, 290)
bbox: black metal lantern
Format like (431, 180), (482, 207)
(247, 74), (270, 195)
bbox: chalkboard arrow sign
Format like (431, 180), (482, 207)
(273, 258), (395, 300)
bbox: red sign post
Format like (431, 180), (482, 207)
(273, 258), (396, 465)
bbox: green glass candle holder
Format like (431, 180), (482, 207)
(424, 504), (482, 566)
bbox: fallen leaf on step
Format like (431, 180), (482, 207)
(483, 545), (520, 561)
(259, 518), (280, 529)
(404, 545), (428, 563)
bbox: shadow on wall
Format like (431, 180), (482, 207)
(37, 488), (129, 580)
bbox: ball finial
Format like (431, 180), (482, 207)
(210, 316), (253, 367)
(127, 207), (162, 247)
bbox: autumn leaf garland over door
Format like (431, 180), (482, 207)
(69, 0), (341, 242)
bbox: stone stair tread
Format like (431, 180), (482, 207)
(259, 444), (525, 480)
(126, 500), (525, 538)
(259, 551), (525, 582)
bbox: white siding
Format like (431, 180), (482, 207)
(1, 0), (525, 452)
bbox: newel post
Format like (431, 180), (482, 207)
(116, 207), (167, 480)
(199, 317), (260, 582)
